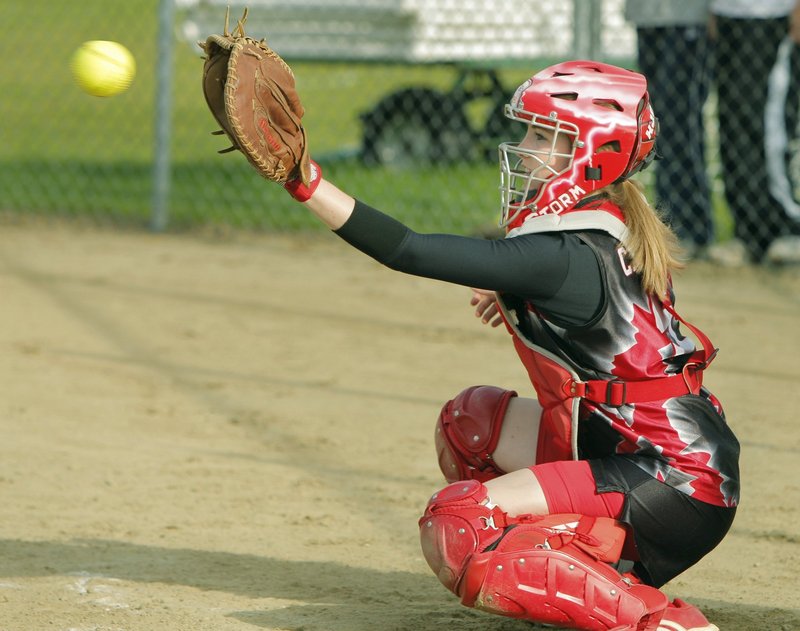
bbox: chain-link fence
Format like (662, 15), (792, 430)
(2, 0), (800, 257)
(628, 3), (800, 264)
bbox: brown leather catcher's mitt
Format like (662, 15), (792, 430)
(200, 8), (310, 185)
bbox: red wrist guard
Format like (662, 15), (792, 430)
(284, 159), (322, 202)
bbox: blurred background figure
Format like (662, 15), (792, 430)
(624, 0), (715, 260)
(710, 0), (800, 265)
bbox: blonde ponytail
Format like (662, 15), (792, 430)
(603, 180), (684, 298)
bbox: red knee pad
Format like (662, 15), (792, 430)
(418, 480), (512, 594)
(435, 385), (517, 483)
(461, 515), (669, 630)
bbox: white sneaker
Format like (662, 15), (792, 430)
(706, 239), (750, 267)
(765, 235), (800, 264)
(657, 598), (719, 631)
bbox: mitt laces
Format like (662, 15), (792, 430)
(222, 6), (249, 38)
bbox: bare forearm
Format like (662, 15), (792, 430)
(301, 179), (356, 230)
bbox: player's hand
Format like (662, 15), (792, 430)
(470, 288), (504, 327)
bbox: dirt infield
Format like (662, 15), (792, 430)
(1, 223), (798, 631)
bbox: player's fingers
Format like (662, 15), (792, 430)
(480, 302), (499, 323)
(470, 288), (490, 307)
(473, 296), (490, 315)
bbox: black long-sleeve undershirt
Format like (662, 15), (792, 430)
(334, 200), (604, 326)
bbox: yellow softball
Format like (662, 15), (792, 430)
(71, 40), (136, 97)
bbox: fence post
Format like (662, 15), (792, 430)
(572, 0), (602, 60)
(151, 0), (175, 232)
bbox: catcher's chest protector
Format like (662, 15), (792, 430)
(496, 231), (718, 468)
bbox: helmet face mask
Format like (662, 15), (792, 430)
(499, 110), (580, 227)
(497, 61), (658, 230)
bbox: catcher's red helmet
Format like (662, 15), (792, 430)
(499, 60), (658, 229)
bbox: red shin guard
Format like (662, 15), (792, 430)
(419, 482), (669, 630)
(464, 520), (668, 630)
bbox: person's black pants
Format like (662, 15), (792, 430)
(714, 15), (800, 260)
(637, 25), (714, 246)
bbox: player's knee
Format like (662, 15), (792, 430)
(418, 479), (509, 595)
(435, 385), (517, 483)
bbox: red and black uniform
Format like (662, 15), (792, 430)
(507, 228), (739, 507)
(336, 197), (740, 586)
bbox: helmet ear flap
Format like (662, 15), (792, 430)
(624, 96), (658, 179)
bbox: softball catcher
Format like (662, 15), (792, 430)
(201, 13), (739, 630)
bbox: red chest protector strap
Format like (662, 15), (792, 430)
(564, 300), (718, 407)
